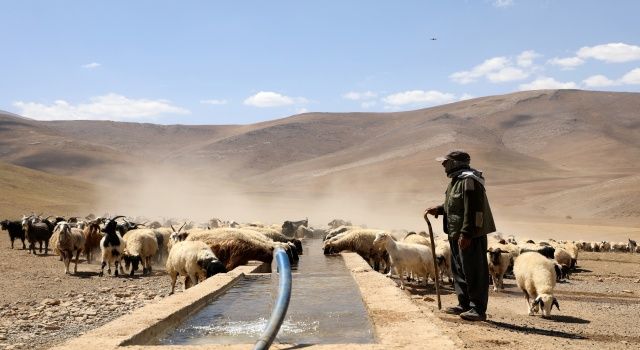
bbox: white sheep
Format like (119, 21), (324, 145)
(54, 222), (86, 275)
(514, 252), (560, 316)
(373, 232), (435, 290)
(323, 225), (360, 241)
(322, 228), (386, 271)
(487, 247), (512, 292)
(166, 240), (226, 294)
(402, 232), (430, 247)
(434, 240), (453, 284)
(554, 248), (572, 271)
(610, 242), (628, 252)
(154, 226), (174, 261)
(122, 229), (159, 276)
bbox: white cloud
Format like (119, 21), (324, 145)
(519, 77), (577, 90)
(296, 108), (309, 114)
(343, 91), (377, 100)
(13, 93), (189, 121)
(450, 56), (509, 84)
(383, 90), (455, 106)
(200, 99), (228, 105)
(620, 68), (640, 85)
(582, 75), (617, 88)
(361, 101), (377, 109)
(517, 50), (541, 68)
(487, 67), (529, 82)
(459, 93), (475, 101)
(577, 43), (640, 63)
(243, 91), (307, 108)
(547, 56), (585, 70)
(493, 0), (514, 8)
(82, 62), (101, 69)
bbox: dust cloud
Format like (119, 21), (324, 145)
(94, 162), (447, 232)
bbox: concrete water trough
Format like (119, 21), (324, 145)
(52, 240), (458, 350)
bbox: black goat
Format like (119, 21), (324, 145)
(1, 220), (26, 249)
(99, 216), (126, 277)
(21, 216), (53, 255)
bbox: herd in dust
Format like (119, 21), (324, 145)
(1, 214), (638, 317)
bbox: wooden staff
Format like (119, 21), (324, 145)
(424, 215), (442, 310)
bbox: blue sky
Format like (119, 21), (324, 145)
(1, 0), (639, 125)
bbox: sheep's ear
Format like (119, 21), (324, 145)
(533, 297), (543, 307)
(552, 298), (560, 311)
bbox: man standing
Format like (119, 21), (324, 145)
(425, 150), (496, 321)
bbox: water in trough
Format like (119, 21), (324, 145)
(158, 238), (375, 345)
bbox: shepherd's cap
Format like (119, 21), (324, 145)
(435, 150), (471, 163)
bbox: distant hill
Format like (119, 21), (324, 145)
(1, 89), (639, 226)
(0, 161), (98, 218)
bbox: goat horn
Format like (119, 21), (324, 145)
(109, 215), (126, 222)
(171, 225), (176, 233)
(178, 222), (187, 232)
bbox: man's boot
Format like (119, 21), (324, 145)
(460, 308), (486, 321)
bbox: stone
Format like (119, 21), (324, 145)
(44, 325), (60, 331)
(83, 309), (97, 316)
(621, 290), (634, 294)
(41, 299), (60, 306)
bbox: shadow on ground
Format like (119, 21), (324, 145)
(484, 320), (588, 339)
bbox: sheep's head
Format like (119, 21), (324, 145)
(123, 254), (142, 272)
(277, 243), (296, 263)
(21, 215), (30, 228)
(55, 222), (71, 236)
(373, 233), (390, 247)
(202, 258), (226, 277)
(291, 238), (303, 255)
(322, 241), (335, 255)
(487, 248), (503, 266)
(532, 294), (559, 317)
(0, 220), (9, 230)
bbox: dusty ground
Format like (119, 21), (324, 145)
(1, 228), (639, 350)
(401, 251), (640, 350)
(0, 234), (184, 350)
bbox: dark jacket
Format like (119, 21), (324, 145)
(435, 171), (496, 239)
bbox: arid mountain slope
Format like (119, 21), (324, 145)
(0, 161), (97, 217)
(1, 89), (639, 226)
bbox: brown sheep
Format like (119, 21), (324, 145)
(83, 221), (103, 263)
(186, 229), (275, 271)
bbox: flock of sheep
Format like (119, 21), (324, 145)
(321, 223), (638, 317)
(0, 214), (308, 295)
(1, 214), (638, 319)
